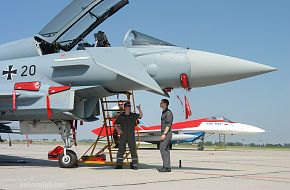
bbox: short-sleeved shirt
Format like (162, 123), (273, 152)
(161, 108), (173, 133)
(115, 113), (140, 138)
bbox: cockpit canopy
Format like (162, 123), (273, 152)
(207, 116), (233, 122)
(124, 30), (175, 47)
(36, 0), (128, 54)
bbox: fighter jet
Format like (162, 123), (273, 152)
(0, 0), (276, 167)
(138, 116), (265, 150)
(93, 116), (265, 150)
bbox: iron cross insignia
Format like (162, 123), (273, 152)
(2, 65), (17, 80)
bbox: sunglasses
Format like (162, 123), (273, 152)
(125, 105), (131, 107)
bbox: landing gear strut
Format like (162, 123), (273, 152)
(197, 135), (205, 151)
(56, 121), (78, 168)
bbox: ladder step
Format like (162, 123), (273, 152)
(101, 100), (127, 103)
(103, 124), (114, 127)
(103, 109), (122, 112)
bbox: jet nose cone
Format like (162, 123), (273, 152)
(239, 124), (266, 133)
(187, 50), (277, 87)
(258, 128), (266, 133)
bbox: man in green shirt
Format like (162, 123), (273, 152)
(158, 99), (173, 172)
(114, 102), (143, 170)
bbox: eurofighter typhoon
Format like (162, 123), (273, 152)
(0, 0), (276, 167)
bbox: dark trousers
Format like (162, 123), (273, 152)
(160, 133), (172, 169)
(116, 135), (138, 165)
(113, 128), (119, 146)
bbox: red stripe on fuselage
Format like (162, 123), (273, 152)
(92, 118), (236, 137)
(139, 118), (207, 131)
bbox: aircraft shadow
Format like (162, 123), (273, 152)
(0, 154), (58, 167)
(138, 147), (228, 151)
(86, 163), (240, 172)
(138, 163), (240, 171)
(0, 155), (241, 172)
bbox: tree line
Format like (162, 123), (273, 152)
(202, 141), (290, 148)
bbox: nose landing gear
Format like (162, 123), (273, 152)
(58, 149), (78, 168)
(55, 120), (78, 168)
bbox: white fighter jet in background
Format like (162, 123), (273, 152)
(93, 116), (265, 150)
(137, 116), (265, 150)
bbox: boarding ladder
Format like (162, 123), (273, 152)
(80, 91), (140, 165)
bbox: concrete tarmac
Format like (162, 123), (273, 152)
(0, 144), (290, 190)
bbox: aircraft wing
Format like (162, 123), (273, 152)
(0, 123), (20, 134)
(86, 47), (164, 95)
(0, 92), (19, 100)
(92, 126), (160, 137)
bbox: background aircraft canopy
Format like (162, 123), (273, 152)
(37, 0), (129, 52)
(124, 30), (175, 47)
(207, 116), (233, 122)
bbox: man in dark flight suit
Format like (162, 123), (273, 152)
(158, 99), (173, 172)
(114, 102), (143, 170)
(94, 31), (111, 47)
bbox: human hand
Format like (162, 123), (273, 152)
(136, 104), (141, 110)
(160, 134), (165, 141)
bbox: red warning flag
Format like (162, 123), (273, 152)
(25, 133), (29, 147)
(46, 95), (53, 120)
(12, 90), (16, 111)
(184, 96), (192, 120)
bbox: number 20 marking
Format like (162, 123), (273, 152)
(21, 65), (36, 77)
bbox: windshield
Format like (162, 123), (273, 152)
(207, 116), (233, 122)
(124, 30), (175, 47)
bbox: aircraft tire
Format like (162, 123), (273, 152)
(58, 150), (78, 168)
(71, 150), (79, 167)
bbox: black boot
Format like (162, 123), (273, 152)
(115, 165), (123, 169)
(158, 168), (171, 172)
(130, 164), (138, 170)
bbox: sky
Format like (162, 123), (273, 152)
(0, 0), (289, 144)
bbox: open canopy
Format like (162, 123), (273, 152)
(37, 0), (129, 52)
